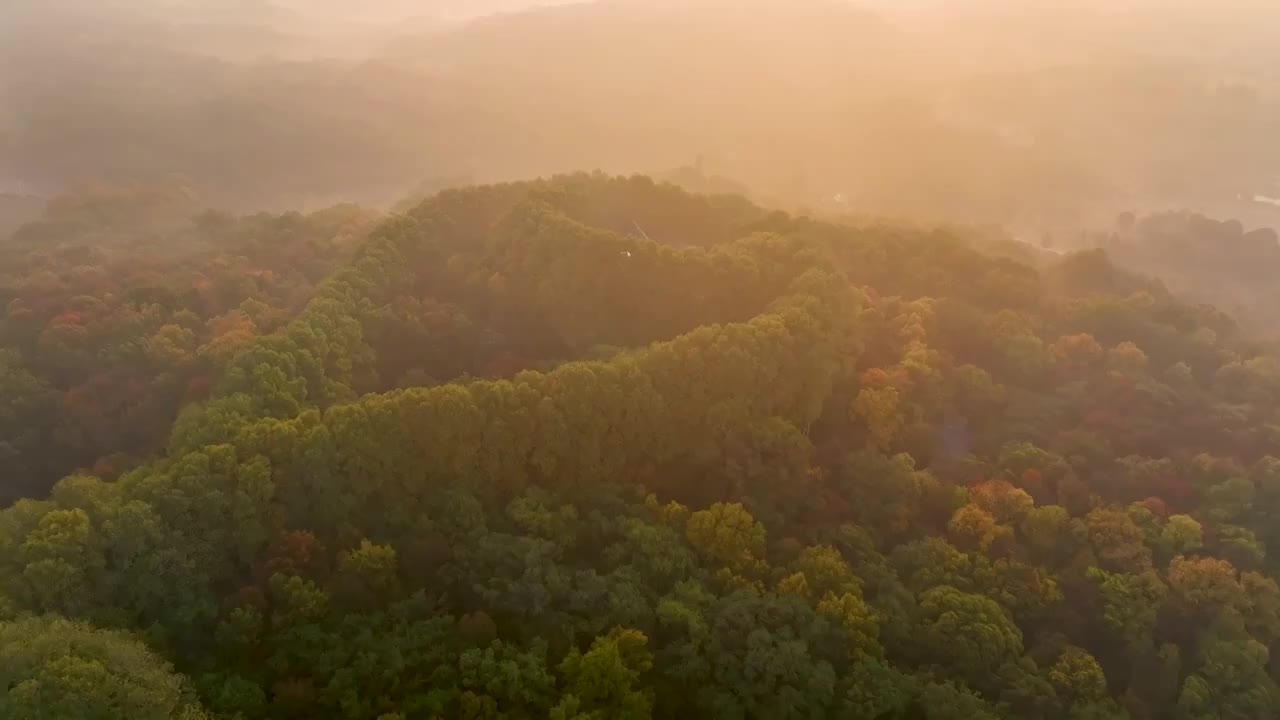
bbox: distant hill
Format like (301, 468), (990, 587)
(0, 194), (45, 238)
(3, 0), (1279, 229)
(1094, 211), (1280, 337)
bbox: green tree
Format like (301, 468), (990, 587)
(554, 628), (653, 720)
(0, 615), (208, 719)
(457, 640), (556, 718)
(891, 537), (976, 594)
(1161, 515), (1204, 558)
(1088, 568), (1167, 654)
(684, 503), (766, 577)
(913, 586), (1024, 683)
(1021, 505), (1078, 564)
(331, 539), (401, 611)
(664, 590), (840, 719)
(1048, 646), (1109, 707)
(911, 677), (1002, 720)
(817, 590), (883, 659)
(1176, 613), (1277, 720)
(17, 508), (103, 618)
(787, 544), (863, 599)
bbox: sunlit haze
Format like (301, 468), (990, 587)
(3, 0), (1277, 232)
(8, 3), (1280, 718)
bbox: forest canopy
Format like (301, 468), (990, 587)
(6, 1), (1280, 718)
(3, 174), (1280, 718)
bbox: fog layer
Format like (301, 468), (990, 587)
(3, 0), (1279, 234)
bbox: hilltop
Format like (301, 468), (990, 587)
(2, 175), (1280, 718)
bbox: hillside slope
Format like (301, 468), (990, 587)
(2, 175), (1280, 718)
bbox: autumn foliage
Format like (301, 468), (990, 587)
(2, 175), (1279, 718)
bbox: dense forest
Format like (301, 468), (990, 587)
(1092, 212), (1280, 338)
(4, 174), (1280, 718)
(0, 183), (378, 502)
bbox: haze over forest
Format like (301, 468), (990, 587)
(4, 0), (1280, 232)
(10, 2), (1280, 719)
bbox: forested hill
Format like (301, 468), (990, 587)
(1092, 210), (1280, 338)
(4, 174), (1280, 718)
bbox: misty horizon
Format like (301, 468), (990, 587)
(3, 0), (1280, 233)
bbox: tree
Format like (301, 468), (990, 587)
(948, 503), (1006, 553)
(852, 385), (904, 450)
(838, 451), (936, 541)
(1021, 505), (1077, 563)
(1106, 342), (1149, 375)
(910, 678), (1002, 720)
(268, 573), (330, 628)
(1176, 613), (1277, 720)
(1086, 507), (1153, 573)
(1048, 646), (1109, 706)
(1161, 515), (1204, 558)
(17, 508), (103, 618)
(1052, 334), (1104, 374)
(665, 590), (840, 719)
(1087, 568), (1167, 655)
(972, 557), (1063, 627)
(1001, 333), (1053, 384)
(554, 628), (653, 720)
(817, 591), (882, 660)
(788, 544), (863, 600)
(331, 539), (401, 611)
(837, 655), (912, 718)
(269, 594), (459, 718)
(1205, 476), (1254, 525)
(603, 516), (699, 594)
(891, 537), (977, 594)
(457, 640), (556, 718)
(952, 364), (1007, 420)
(684, 503), (765, 577)
(1214, 525), (1265, 571)
(1240, 572), (1280, 646)
(998, 443), (1070, 486)
(0, 614), (208, 719)
(970, 480), (1035, 524)
(1167, 556), (1245, 616)
(913, 586), (1024, 683)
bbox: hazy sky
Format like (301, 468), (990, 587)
(4, 0), (1280, 230)
(272, 0), (580, 23)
